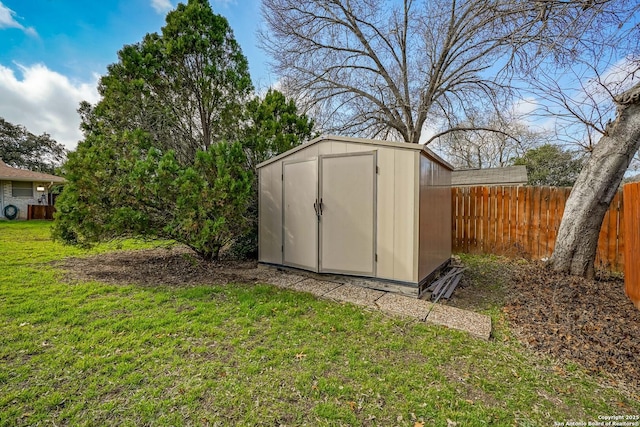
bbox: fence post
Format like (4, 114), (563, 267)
(623, 182), (640, 310)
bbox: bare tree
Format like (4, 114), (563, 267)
(260, 0), (627, 144)
(548, 82), (640, 278)
(519, 1), (640, 278)
(431, 111), (550, 169)
(261, 0), (545, 143)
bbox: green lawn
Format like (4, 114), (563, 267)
(0, 221), (637, 426)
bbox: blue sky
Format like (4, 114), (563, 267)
(0, 0), (274, 150)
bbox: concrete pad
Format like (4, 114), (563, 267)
(375, 293), (432, 321)
(426, 304), (492, 340)
(258, 264), (492, 340)
(325, 283), (385, 308)
(290, 278), (342, 297)
(342, 277), (418, 298)
(261, 273), (308, 289)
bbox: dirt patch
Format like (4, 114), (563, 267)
(59, 246), (274, 287)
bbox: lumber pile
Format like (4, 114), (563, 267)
(425, 265), (466, 302)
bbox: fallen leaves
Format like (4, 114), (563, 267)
(504, 261), (640, 390)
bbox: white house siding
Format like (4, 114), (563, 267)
(0, 181), (50, 220)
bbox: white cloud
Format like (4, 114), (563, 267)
(150, 0), (236, 14)
(150, 0), (172, 14)
(511, 97), (538, 117)
(0, 63), (100, 150)
(212, 0), (237, 6)
(582, 57), (640, 104)
(0, 2), (37, 36)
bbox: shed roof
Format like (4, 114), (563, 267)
(0, 158), (65, 183)
(256, 135), (454, 170)
(451, 165), (528, 187)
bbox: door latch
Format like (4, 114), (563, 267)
(313, 199), (324, 218)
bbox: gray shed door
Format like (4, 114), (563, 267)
(283, 159), (318, 272)
(319, 152), (376, 275)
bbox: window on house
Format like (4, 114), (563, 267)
(12, 181), (33, 198)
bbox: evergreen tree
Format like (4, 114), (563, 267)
(53, 0), (254, 260)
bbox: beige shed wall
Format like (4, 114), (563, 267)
(418, 154), (452, 281)
(391, 149), (417, 282)
(258, 164), (282, 264)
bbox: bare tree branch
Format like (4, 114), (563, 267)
(261, 0), (547, 143)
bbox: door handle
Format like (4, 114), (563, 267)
(313, 199), (323, 217)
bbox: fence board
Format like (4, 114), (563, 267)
(606, 194), (619, 269)
(623, 183), (640, 308)
(609, 194), (621, 268)
(532, 188), (542, 259)
(495, 187), (503, 250)
(508, 187), (516, 249)
(618, 194), (625, 269)
(597, 208), (611, 270)
(517, 187), (526, 256)
(452, 185), (624, 272)
(547, 187), (561, 256)
(490, 186), (498, 250)
(482, 186), (490, 252)
(539, 186), (551, 257)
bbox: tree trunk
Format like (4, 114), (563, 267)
(549, 83), (640, 278)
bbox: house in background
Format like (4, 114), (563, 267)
(451, 165), (528, 187)
(0, 159), (65, 220)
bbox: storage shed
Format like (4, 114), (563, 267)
(257, 135), (453, 296)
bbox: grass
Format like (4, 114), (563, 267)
(0, 221), (638, 426)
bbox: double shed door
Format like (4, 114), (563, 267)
(282, 152), (377, 276)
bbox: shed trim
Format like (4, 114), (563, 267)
(256, 135), (453, 171)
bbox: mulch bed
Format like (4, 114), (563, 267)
(504, 261), (640, 392)
(59, 247), (261, 287)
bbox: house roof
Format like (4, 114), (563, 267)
(0, 158), (65, 183)
(451, 165), (528, 187)
(256, 134), (454, 170)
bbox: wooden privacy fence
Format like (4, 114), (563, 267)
(452, 186), (624, 272)
(623, 182), (640, 308)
